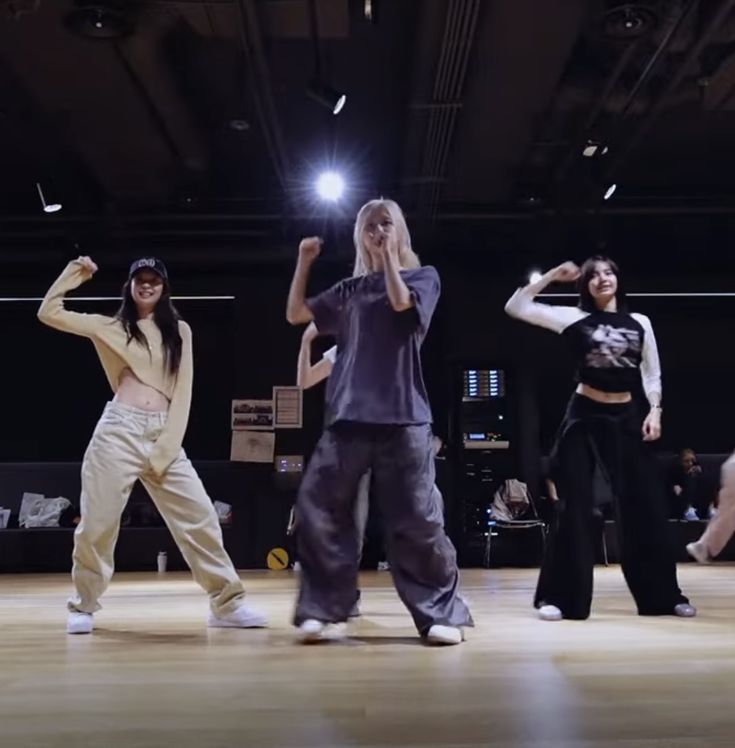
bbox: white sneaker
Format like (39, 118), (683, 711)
(674, 603), (697, 618)
(208, 602), (268, 628)
(538, 604), (563, 621)
(298, 619), (325, 642)
(686, 541), (712, 565)
(297, 619), (347, 643)
(67, 611), (94, 635)
(322, 622), (347, 641)
(426, 624), (464, 645)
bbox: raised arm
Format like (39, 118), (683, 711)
(297, 322), (335, 389)
(37, 256), (105, 337)
(504, 262), (585, 333)
(383, 248), (413, 312)
(286, 237), (322, 325)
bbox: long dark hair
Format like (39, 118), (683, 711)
(577, 255), (628, 313)
(115, 276), (183, 375)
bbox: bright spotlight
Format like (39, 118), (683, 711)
(316, 171), (345, 202)
(529, 270), (542, 284)
(604, 183), (617, 200)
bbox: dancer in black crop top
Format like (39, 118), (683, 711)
(506, 256), (694, 621)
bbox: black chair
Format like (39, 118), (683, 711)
(484, 481), (547, 568)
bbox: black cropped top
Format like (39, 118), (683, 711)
(504, 289), (662, 400)
(562, 311), (645, 394)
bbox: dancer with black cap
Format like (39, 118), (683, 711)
(38, 256), (267, 634)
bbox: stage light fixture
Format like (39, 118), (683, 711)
(36, 183), (62, 213)
(307, 83), (346, 115)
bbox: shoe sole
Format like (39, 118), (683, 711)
(674, 608), (697, 618)
(297, 622), (348, 644)
(207, 616), (268, 629)
(425, 627), (465, 645)
(299, 631), (326, 644)
(426, 634), (463, 645)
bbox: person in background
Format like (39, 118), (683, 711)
(669, 448), (712, 521)
(296, 323), (370, 615)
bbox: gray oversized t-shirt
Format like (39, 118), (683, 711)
(306, 266), (440, 426)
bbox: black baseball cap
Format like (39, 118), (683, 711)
(128, 257), (168, 282)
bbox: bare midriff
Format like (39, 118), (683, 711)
(576, 382), (632, 404)
(114, 368), (170, 412)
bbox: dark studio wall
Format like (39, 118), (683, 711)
(1, 260), (734, 491)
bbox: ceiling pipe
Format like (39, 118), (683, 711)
(617, 0), (695, 118)
(233, 0), (290, 190)
(113, 7), (210, 171)
(418, 0), (480, 220)
(605, 0), (735, 180)
(554, 0), (695, 185)
(553, 39), (639, 184)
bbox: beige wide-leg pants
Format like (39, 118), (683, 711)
(68, 402), (245, 617)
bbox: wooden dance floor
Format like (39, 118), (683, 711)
(1, 565), (734, 748)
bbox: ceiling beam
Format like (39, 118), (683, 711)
(233, 0), (290, 191)
(605, 0), (735, 180)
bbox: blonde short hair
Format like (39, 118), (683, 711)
(352, 199), (420, 277)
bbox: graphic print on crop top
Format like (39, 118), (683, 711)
(563, 312), (645, 393)
(584, 321), (642, 369)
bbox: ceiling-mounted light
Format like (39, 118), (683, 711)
(307, 83), (347, 115)
(583, 141), (599, 158)
(36, 183), (62, 214)
(604, 183), (617, 201)
(601, 4), (658, 40)
(63, 3), (134, 40)
(307, 0), (346, 115)
(316, 171), (345, 202)
(583, 140), (610, 158)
